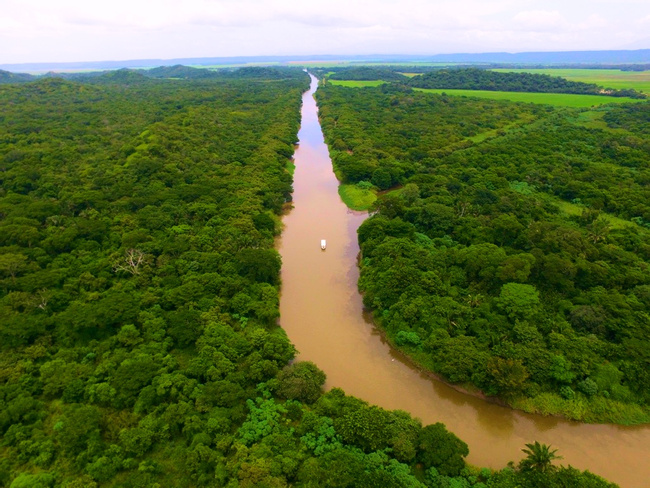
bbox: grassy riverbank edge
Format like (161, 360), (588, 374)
(338, 183), (377, 210)
(320, 138), (379, 211)
(364, 309), (650, 425)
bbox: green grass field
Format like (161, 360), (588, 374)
(553, 198), (635, 229)
(467, 115), (537, 143)
(414, 88), (641, 107)
(570, 110), (636, 133)
(338, 184), (377, 210)
(492, 68), (650, 94)
(327, 81), (643, 105)
(285, 159), (296, 176)
(328, 80), (387, 88)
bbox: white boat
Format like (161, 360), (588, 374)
(321, 239), (326, 250)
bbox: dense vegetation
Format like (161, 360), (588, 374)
(0, 70), (619, 486)
(317, 83), (544, 188)
(406, 68), (647, 98)
(317, 83), (650, 424)
(603, 102), (650, 134)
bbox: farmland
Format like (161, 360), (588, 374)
(413, 88), (642, 107)
(492, 69), (650, 94)
(328, 79), (387, 87)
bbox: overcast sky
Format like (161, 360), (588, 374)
(1, 0), (649, 64)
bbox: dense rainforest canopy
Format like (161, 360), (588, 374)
(317, 82), (650, 424)
(0, 68), (617, 487)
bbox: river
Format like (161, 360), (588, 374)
(277, 74), (650, 488)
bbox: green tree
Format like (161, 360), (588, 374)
(519, 441), (563, 473)
(275, 361), (326, 404)
(55, 404), (103, 457)
(496, 254), (535, 283)
(371, 167), (393, 190)
(416, 423), (468, 476)
(9, 473), (55, 488)
(0, 253), (28, 282)
(236, 249), (282, 285)
(487, 357), (530, 395)
(496, 283), (540, 320)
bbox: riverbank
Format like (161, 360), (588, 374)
(368, 310), (650, 425)
(315, 78), (650, 427)
(335, 173), (649, 424)
(338, 183), (377, 210)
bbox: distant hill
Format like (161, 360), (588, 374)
(0, 69), (35, 83)
(0, 56), (341, 72)
(0, 66), (308, 85)
(217, 67), (307, 80)
(1, 50), (649, 73)
(144, 64), (220, 79)
(422, 49), (650, 64)
(66, 68), (151, 85)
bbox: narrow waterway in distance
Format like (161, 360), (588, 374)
(277, 74), (650, 488)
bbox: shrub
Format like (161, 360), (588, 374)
(357, 180), (374, 190)
(577, 378), (598, 396)
(395, 330), (422, 347)
(559, 386), (575, 400)
(275, 361), (327, 404)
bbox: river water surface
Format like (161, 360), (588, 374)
(277, 74), (650, 488)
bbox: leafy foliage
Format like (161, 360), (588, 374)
(519, 441), (562, 473)
(0, 70), (310, 485)
(317, 83), (543, 186)
(603, 102), (650, 133)
(0, 69), (621, 487)
(317, 82), (650, 423)
(273, 361), (327, 404)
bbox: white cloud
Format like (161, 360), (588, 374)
(512, 10), (568, 32)
(0, 0), (648, 64)
(577, 14), (608, 30)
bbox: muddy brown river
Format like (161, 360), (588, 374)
(277, 74), (650, 488)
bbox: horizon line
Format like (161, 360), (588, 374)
(2, 48), (650, 70)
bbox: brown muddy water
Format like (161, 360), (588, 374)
(277, 74), (650, 488)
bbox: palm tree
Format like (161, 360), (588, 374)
(587, 218), (610, 244)
(519, 441), (563, 473)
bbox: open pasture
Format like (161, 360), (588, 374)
(492, 68), (650, 94)
(328, 79), (387, 87)
(414, 87), (642, 107)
